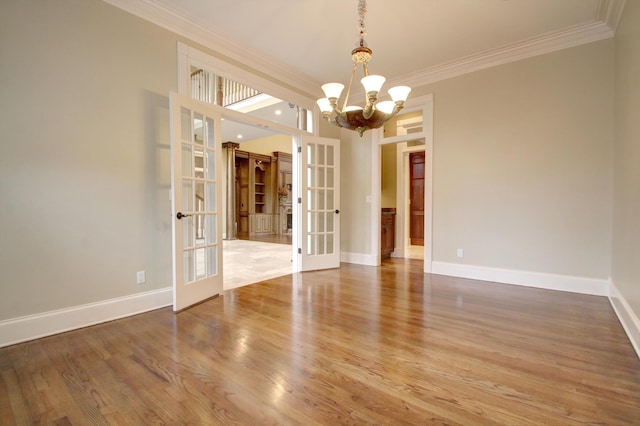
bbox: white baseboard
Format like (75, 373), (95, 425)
(609, 282), (640, 359)
(0, 287), (172, 348)
(431, 261), (610, 296)
(340, 252), (379, 266)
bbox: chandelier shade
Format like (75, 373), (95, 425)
(317, 0), (411, 136)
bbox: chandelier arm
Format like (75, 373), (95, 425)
(340, 62), (358, 112)
(362, 95), (376, 119)
(325, 116), (341, 128)
(391, 101), (406, 116)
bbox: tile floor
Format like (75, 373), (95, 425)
(222, 239), (293, 290)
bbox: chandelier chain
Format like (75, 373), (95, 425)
(358, 0), (367, 47)
(342, 63), (358, 111)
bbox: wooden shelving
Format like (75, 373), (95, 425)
(235, 150), (276, 236)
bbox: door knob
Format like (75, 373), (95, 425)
(335, 209), (340, 214)
(176, 212), (192, 220)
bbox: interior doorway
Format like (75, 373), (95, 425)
(220, 119), (295, 290)
(375, 94), (433, 271)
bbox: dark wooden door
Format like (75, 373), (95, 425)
(409, 152), (425, 246)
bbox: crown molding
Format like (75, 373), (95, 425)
(103, 0), (625, 99)
(597, 0), (627, 31)
(102, 0), (321, 98)
(386, 0), (625, 90)
(390, 21), (613, 90)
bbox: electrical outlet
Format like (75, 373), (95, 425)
(457, 249), (464, 258)
(136, 271), (146, 284)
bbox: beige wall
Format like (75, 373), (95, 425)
(381, 145), (397, 208)
(428, 39), (614, 278)
(0, 0), (179, 319)
(339, 130), (373, 254)
(0, 0), (628, 324)
(238, 134), (292, 156)
(613, 2), (640, 315)
(340, 39), (615, 282)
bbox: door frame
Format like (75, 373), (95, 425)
(177, 43), (320, 275)
(371, 94), (433, 273)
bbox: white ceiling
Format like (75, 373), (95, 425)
(116, 0), (625, 95)
(105, 0), (626, 141)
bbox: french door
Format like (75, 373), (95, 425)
(299, 136), (340, 271)
(170, 92), (223, 311)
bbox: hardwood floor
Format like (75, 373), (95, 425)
(2, 259), (640, 424)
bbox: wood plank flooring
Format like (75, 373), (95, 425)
(2, 259), (640, 424)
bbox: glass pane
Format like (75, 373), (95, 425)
(194, 150), (204, 178)
(194, 113), (204, 145)
(182, 144), (192, 177)
(327, 190), (334, 210)
(318, 144), (325, 166)
(182, 181), (193, 211)
(206, 150), (216, 180)
(209, 214), (218, 244)
(307, 211), (315, 233)
(194, 214), (204, 242)
(327, 233), (334, 254)
(195, 246), (206, 279)
(307, 166), (315, 187)
(307, 234), (315, 255)
(183, 216), (193, 248)
(318, 212), (325, 233)
(307, 189), (315, 210)
(318, 234), (325, 255)
(183, 250), (194, 283)
(181, 107), (191, 142)
(327, 145), (334, 166)
(207, 246), (217, 277)
(383, 110), (423, 138)
(327, 212), (334, 232)
(308, 144), (315, 164)
(206, 183), (216, 211)
(195, 182), (204, 212)
(207, 75), (309, 130)
(327, 167), (334, 188)
(318, 167), (325, 188)
(205, 117), (215, 148)
(318, 189), (325, 210)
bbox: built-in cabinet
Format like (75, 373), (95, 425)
(274, 151), (292, 235)
(381, 208), (396, 259)
(235, 150), (277, 237)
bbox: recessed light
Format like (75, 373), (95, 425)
(275, 110), (282, 116)
(237, 134), (243, 139)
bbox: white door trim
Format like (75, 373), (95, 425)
(372, 94), (434, 273)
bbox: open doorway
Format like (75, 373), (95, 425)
(381, 140), (426, 261)
(220, 120), (295, 290)
(375, 95), (433, 271)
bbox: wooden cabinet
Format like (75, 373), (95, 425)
(381, 208), (396, 259)
(251, 214), (272, 234)
(235, 150), (276, 236)
(274, 151), (292, 235)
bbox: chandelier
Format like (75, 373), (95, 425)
(316, 0), (411, 137)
